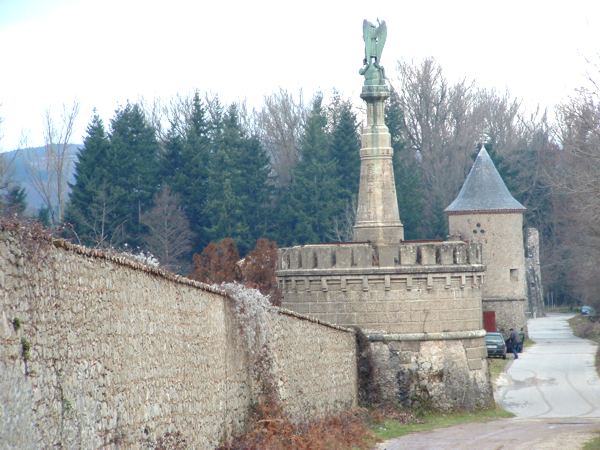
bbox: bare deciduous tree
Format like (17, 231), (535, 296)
(140, 186), (193, 273)
(254, 89), (307, 186)
(550, 88), (600, 306)
(391, 58), (545, 237)
(26, 101), (79, 224)
(327, 197), (357, 243)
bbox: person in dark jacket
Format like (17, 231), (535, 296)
(518, 328), (526, 353)
(509, 328), (519, 359)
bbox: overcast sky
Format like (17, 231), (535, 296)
(1, 0), (599, 151)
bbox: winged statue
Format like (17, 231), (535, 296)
(360, 19), (387, 84)
(362, 19), (387, 66)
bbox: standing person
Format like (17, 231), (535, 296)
(518, 328), (526, 353)
(509, 328), (519, 359)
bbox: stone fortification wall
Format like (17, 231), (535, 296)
(447, 212), (527, 332)
(448, 213), (527, 301)
(525, 227), (544, 318)
(277, 240), (492, 410)
(277, 241), (485, 334)
(482, 298), (527, 333)
(0, 229), (357, 449)
(365, 335), (491, 410)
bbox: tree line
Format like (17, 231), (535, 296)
(1, 58), (598, 307)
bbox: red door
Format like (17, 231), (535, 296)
(483, 311), (496, 332)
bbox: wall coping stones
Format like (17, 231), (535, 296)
(277, 240), (484, 273)
(1, 225), (352, 335)
(366, 329), (486, 342)
(276, 307), (356, 334)
(51, 237), (226, 295)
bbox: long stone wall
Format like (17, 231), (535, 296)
(0, 229), (357, 449)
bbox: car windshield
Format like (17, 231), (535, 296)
(486, 335), (504, 343)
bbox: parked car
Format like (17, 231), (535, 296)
(581, 305), (595, 316)
(485, 332), (507, 359)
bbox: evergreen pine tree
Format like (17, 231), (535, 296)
(204, 103), (272, 254)
(277, 95), (342, 245)
(108, 103), (161, 246)
(329, 99), (360, 202)
(177, 93), (212, 250)
(65, 114), (123, 245)
(237, 134), (272, 245)
(386, 88), (424, 240)
(2, 186), (27, 216)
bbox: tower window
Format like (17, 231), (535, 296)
(510, 269), (518, 281)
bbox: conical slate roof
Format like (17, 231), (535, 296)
(445, 146), (525, 214)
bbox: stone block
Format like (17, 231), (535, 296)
(467, 243), (482, 264)
(378, 245), (399, 267)
(301, 247), (317, 269)
(352, 245), (373, 267)
(467, 358), (483, 370)
(336, 313), (356, 325)
(366, 302), (383, 312)
(315, 247), (334, 269)
(335, 246), (352, 268)
(363, 313), (380, 324)
(399, 245), (417, 265)
(439, 244), (455, 265)
(466, 347), (483, 360)
(309, 303), (328, 314)
(289, 248), (302, 269)
(454, 245), (467, 264)
(419, 244), (437, 265)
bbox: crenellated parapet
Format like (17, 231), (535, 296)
(276, 240), (485, 336)
(278, 240), (482, 272)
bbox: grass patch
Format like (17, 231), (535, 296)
(546, 305), (578, 313)
(583, 431), (600, 450)
(569, 315), (600, 376)
(488, 357), (509, 386)
(569, 315), (600, 341)
(371, 407), (513, 440)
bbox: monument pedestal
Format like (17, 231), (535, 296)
(353, 84), (404, 244)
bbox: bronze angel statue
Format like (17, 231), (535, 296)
(360, 19), (387, 83)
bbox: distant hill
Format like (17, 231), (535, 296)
(2, 145), (80, 213)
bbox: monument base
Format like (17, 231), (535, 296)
(353, 223), (404, 244)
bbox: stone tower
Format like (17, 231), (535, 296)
(353, 84), (404, 244)
(276, 21), (493, 411)
(446, 145), (528, 332)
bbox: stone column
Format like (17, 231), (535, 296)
(353, 84), (404, 244)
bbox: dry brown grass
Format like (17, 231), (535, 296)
(218, 401), (416, 450)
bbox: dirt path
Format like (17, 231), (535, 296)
(377, 314), (600, 450)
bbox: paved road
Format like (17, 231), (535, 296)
(497, 313), (600, 418)
(377, 314), (600, 450)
